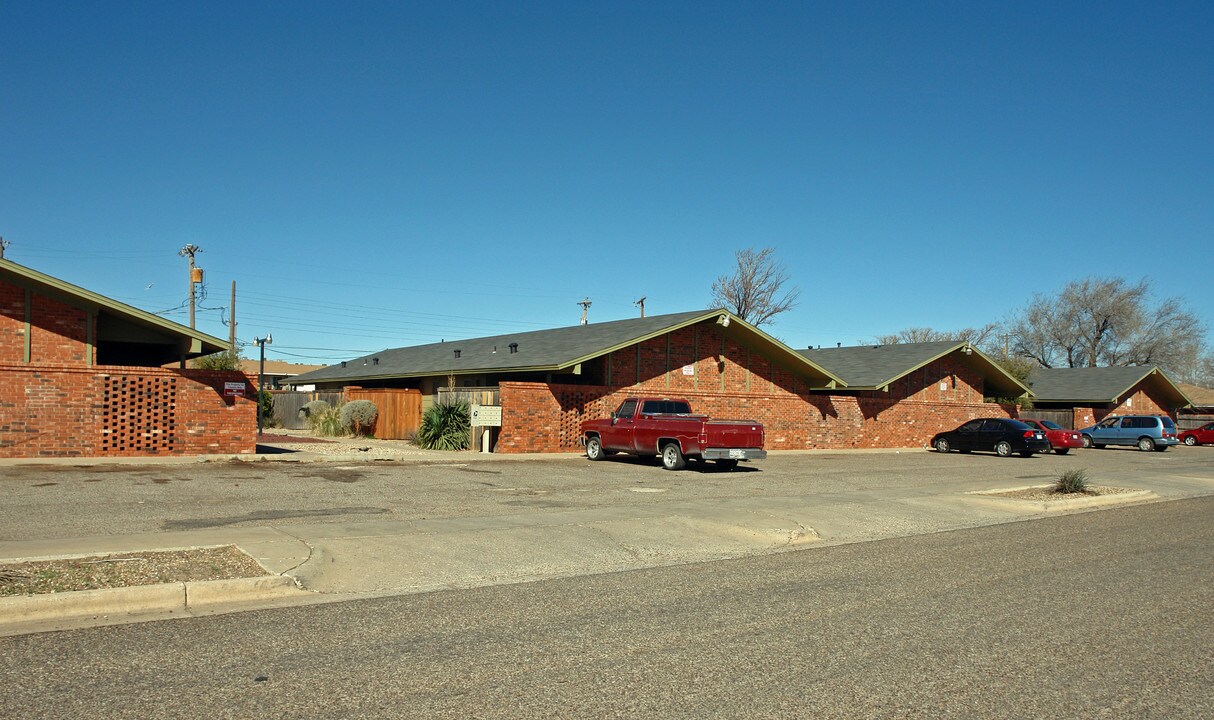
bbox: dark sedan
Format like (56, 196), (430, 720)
(931, 418), (1051, 457)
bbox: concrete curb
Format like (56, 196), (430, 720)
(0, 575), (306, 627)
(966, 485), (1158, 513)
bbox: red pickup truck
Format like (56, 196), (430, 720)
(580, 397), (767, 470)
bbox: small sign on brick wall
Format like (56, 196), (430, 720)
(683, 364), (695, 375)
(224, 381), (246, 397)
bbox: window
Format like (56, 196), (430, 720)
(1097, 418), (1120, 429)
(640, 400), (692, 415)
(616, 399), (638, 419)
(981, 419), (1006, 432)
(959, 420), (984, 432)
(1041, 420), (1063, 430)
(1161, 417), (1176, 429)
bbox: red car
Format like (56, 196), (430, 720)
(1020, 419), (1083, 455)
(1179, 422), (1214, 446)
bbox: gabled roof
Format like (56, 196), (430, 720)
(1178, 383), (1214, 408)
(0, 257), (228, 358)
(287, 309), (846, 388)
(799, 340), (1031, 398)
(1029, 366), (1192, 407)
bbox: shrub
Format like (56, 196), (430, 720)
(258, 389), (276, 428)
(192, 348), (242, 371)
(1052, 468), (1090, 495)
(310, 406), (345, 436)
(300, 400), (331, 420)
(415, 401), (470, 451)
(340, 400), (379, 436)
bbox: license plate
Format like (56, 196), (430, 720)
(729, 449), (745, 459)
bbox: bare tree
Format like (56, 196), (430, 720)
(874, 324), (998, 348)
(710, 247), (800, 326)
(1008, 277), (1206, 374)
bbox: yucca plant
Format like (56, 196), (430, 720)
(416, 401), (470, 451)
(1052, 468), (1091, 495)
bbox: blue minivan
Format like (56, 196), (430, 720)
(1079, 415), (1179, 452)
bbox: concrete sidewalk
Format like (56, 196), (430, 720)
(4, 461), (1212, 636)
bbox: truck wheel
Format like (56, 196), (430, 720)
(661, 443), (686, 470)
(585, 436), (605, 461)
(716, 459), (739, 470)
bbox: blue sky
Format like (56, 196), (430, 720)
(2, 1), (1211, 364)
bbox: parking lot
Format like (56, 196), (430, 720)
(3, 445), (1211, 544)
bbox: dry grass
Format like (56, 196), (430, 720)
(0, 545), (268, 596)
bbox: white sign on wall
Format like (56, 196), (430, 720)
(471, 404), (502, 427)
(683, 364), (695, 376)
(224, 381), (246, 397)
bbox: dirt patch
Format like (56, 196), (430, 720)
(0, 546), (268, 596)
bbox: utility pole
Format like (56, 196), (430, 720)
(634, 296), (646, 318)
(178, 244), (202, 329)
(0, 237), (9, 259)
(577, 297), (592, 325)
(229, 281), (237, 354)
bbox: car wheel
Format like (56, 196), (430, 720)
(585, 436), (605, 461)
(1054, 448), (1070, 455)
(716, 459), (739, 470)
(995, 440), (1012, 457)
(1081, 435), (1094, 449)
(1138, 437), (1155, 452)
(1183, 436), (1198, 446)
(934, 438), (951, 453)
(661, 443), (686, 471)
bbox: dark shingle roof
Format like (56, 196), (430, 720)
(287, 309), (844, 387)
(799, 341), (962, 387)
(798, 340), (1030, 397)
(1029, 366), (1191, 405)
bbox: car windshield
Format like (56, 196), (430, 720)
(1040, 420), (1063, 430)
(640, 400), (692, 415)
(1161, 417), (1176, 429)
(1005, 419), (1032, 430)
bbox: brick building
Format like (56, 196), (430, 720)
(0, 258), (257, 458)
(288, 310), (1029, 453)
(1027, 366), (1192, 430)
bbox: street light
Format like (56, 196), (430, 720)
(253, 334), (272, 436)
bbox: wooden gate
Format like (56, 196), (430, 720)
(344, 388), (423, 440)
(439, 387), (501, 451)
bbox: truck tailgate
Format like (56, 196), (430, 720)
(703, 420), (764, 448)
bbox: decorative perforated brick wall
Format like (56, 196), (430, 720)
(0, 363), (255, 458)
(101, 375), (178, 454)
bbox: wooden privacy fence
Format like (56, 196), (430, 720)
(1019, 409), (1074, 429)
(270, 391), (344, 429)
(344, 387), (423, 440)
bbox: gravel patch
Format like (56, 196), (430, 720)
(0, 546), (268, 596)
(983, 485), (1141, 501)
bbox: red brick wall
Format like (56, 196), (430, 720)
(0, 363), (256, 458)
(495, 331), (1009, 455)
(0, 280), (95, 365)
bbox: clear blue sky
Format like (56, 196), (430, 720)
(3, 1), (1211, 364)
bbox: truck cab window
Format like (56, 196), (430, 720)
(616, 399), (638, 419)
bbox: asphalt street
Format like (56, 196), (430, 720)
(2, 496), (1211, 719)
